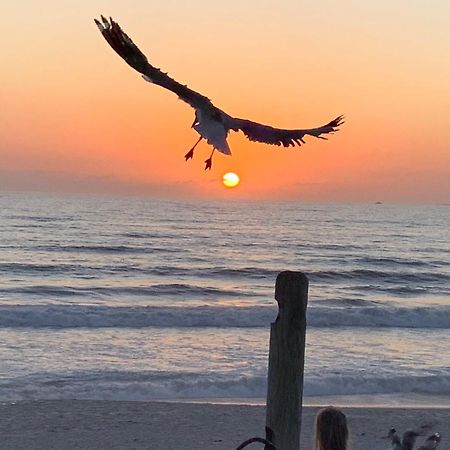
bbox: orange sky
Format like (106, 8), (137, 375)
(1, 1), (450, 202)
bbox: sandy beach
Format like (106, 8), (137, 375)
(0, 400), (447, 449)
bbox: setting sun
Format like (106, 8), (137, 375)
(222, 172), (240, 188)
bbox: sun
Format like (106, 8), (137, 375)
(222, 172), (240, 188)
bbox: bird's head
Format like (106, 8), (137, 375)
(388, 428), (397, 438)
(428, 432), (441, 443)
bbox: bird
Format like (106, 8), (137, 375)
(388, 428), (442, 450)
(417, 433), (441, 450)
(389, 427), (404, 450)
(95, 16), (344, 170)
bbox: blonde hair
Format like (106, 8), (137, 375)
(315, 406), (349, 450)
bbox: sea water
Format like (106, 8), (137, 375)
(0, 192), (449, 405)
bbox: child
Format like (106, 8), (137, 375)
(315, 406), (349, 450)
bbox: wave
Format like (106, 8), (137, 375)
(2, 369), (449, 401)
(0, 304), (448, 329)
(6, 215), (73, 223)
(0, 262), (85, 274)
(2, 262), (448, 289)
(121, 231), (175, 239)
(0, 262), (279, 280)
(309, 268), (449, 285)
(356, 256), (442, 268)
(0, 283), (251, 299)
(2, 253), (448, 286)
(38, 244), (179, 254)
(304, 373), (450, 397)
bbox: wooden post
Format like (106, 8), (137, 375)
(265, 271), (309, 450)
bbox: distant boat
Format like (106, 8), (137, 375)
(375, 201), (383, 205)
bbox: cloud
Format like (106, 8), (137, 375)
(0, 170), (199, 198)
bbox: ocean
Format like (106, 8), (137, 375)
(1, 192), (449, 406)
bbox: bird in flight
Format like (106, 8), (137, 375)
(95, 16), (344, 170)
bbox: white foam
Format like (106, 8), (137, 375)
(2, 370), (449, 402)
(0, 304), (449, 329)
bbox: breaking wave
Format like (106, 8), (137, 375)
(2, 369), (449, 401)
(0, 304), (448, 329)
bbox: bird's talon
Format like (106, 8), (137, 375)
(204, 158), (212, 170)
(185, 149), (194, 161)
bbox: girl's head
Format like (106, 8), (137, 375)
(315, 406), (349, 450)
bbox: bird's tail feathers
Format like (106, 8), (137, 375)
(208, 138), (231, 156)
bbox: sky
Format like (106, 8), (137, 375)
(1, 0), (450, 203)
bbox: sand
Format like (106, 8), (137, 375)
(0, 400), (447, 449)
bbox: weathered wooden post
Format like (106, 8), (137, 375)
(265, 271), (309, 450)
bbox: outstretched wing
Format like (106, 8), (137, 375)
(232, 115), (344, 147)
(95, 16), (214, 111)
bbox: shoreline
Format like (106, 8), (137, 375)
(163, 392), (450, 409)
(0, 400), (448, 449)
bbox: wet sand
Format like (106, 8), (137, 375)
(0, 400), (448, 449)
